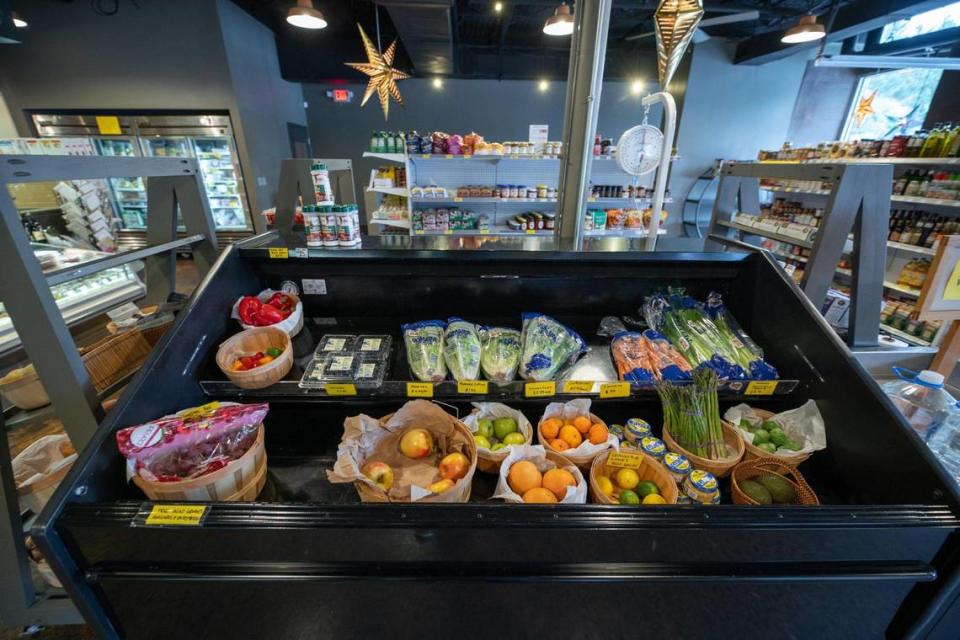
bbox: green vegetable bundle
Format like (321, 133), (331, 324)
(657, 369), (726, 460)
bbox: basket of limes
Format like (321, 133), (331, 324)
(589, 449), (677, 505)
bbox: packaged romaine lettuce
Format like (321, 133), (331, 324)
(519, 313), (586, 381)
(443, 317), (481, 381)
(479, 326), (522, 384)
(402, 320), (447, 381)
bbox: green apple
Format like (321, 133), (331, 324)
(474, 434), (492, 449)
(493, 417), (518, 440)
(503, 432), (525, 446)
(490, 443), (507, 451)
(477, 418), (494, 439)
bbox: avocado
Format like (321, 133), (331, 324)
(739, 418), (756, 432)
(757, 474), (797, 504)
(739, 480), (773, 505)
(757, 442), (778, 454)
(752, 428), (770, 445)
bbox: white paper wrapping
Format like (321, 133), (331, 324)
(724, 400), (827, 457)
(462, 402), (534, 462)
(540, 398), (619, 460)
(230, 289), (303, 336)
(492, 444), (587, 503)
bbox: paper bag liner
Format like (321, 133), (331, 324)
(462, 402), (534, 473)
(493, 444), (587, 504)
(724, 400), (826, 465)
(327, 399), (478, 502)
(536, 398), (619, 469)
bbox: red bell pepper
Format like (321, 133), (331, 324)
(238, 296), (262, 325)
(254, 303), (285, 326)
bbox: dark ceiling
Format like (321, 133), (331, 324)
(230, 0), (847, 82)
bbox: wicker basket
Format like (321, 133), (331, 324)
(81, 330), (153, 394)
(467, 407), (534, 474)
(216, 327), (293, 390)
(354, 411), (478, 503)
(589, 450), (678, 505)
(537, 412), (609, 470)
(662, 420), (744, 478)
(498, 449), (583, 503)
(731, 458), (819, 505)
(132, 424), (267, 502)
(0, 369), (50, 410)
(739, 408), (812, 465)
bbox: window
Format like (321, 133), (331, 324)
(881, 1), (960, 43)
(841, 68), (943, 141)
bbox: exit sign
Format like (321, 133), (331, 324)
(327, 89), (353, 103)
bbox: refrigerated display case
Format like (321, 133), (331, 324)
(30, 113), (254, 243)
(35, 237), (960, 639)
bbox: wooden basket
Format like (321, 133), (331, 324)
(589, 450), (678, 505)
(469, 408), (534, 474)
(132, 424), (267, 502)
(0, 369), (50, 410)
(538, 412), (609, 470)
(499, 449), (583, 503)
(81, 330), (153, 394)
(739, 408), (812, 465)
(731, 458), (819, 506)
(354, 411), (478, 503)
(662, 420), (744, 478)
(216, 327), (293, 390)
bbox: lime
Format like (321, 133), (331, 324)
(636, 481), (660, 497)
(619, 489), (640, 505)
(642, 493), (667, 505)
(752, 429), (770, 444)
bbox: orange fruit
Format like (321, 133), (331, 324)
(573, 415), (592, 434)
(542, 468), (577, 500)
(507, 460), (542, 495)
(559, 425), (582, 448)
(541, 418), (562, 440)
(550, 438), (570, 451)
(523, 487), (558, 504)
(588, 423), (609, 445)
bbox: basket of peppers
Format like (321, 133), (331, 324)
(216, 327), (293, 389)
(232, 290), (303, 336)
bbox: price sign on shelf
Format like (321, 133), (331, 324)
(268, 247), (289, 259)
(525, 381), (555, 398)
(744, 381), (777, 396)
(599, 382), (631, 399)
(458, 380), (489, 395)
(144, 504), (207, 526)
(325, 383), (357, 396)
(407, 382), (434, 398)
(563, 381), (595, 394)
(606, 451), (643, 470)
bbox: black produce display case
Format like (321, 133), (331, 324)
(34, 237), (960, 639)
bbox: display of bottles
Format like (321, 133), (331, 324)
(880, 300), (941, 342)
(896, 259), (931, 289)
(758, 125), (960, 161)
(370, 131), (410, 154)
(888, 210), (957, 248)
(761, 199), (822, 228)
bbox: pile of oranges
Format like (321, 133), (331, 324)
(507, 459), (578, 503)
(540, 414), (608, 452)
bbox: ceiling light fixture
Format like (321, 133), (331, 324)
(781, 14), (825, 44)
(630, 79), (644, 95)
(433, 77), (443, 89)
(494, 2), (503, 13)
(12, 11), (27, 28)
(538, 79), (549, 92)
(543, 3), (574, 36)
(287, 0), (327, 29)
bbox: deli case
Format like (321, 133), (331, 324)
(34, 236), (960, 639)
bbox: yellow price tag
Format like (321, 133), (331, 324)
(95, 115), (122, 135)
(480, 229), (490, 235)
(145, 504), (206, 526)
(325, 383), (357, 396)
(599, 382), (631, 399)
(407, 382), (434, 398)
(443, 229), (453, 235)
(606, 451), (643, 470)
(525, 381), (556, 398)
(421, 154), (431, 159)
(563, 381), (595, 394)
(525, 229), (536, 235)
(745, 381), (778, 396)
(463, 154), (473, 159)
(587, 197), (597, 202)
(268, 247), (289, 259)
(453, 197), (463, 202)
(457, 380), (489, 394)
(414, 230), (425, 235)
(445, 154), (454, 159)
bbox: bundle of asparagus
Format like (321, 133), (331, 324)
(657, 369), (726, 460)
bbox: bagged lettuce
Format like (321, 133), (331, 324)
(402, 320), (447, 381)
(443, 317), (481, 381)
(519, 313), (586, 381)
(479, 326), (521, 383)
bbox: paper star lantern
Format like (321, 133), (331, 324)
(344, 24), (410, 120)
(853, 91), (876, 126)
(654, 0), (704, 90)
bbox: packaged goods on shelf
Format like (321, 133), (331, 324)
(443, 318), (482, 382)
(479, 327), (522, 383)
(519, 313), (586, 381)
(758, 123), (960, 161)
(611, 330), (693, 384)
(412, 207), (490, 232)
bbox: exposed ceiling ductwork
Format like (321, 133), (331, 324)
(376, 0), (455, 75)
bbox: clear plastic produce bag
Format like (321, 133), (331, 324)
(402, 320), (447, 382)
(479, 326), (522, 383)
(443, 317), (482, 381)
(519, 313), (586, 381)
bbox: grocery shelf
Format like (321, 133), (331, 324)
(763, 157), (960, 166)
(583, 228), (668, 237)
(891, 195), (960, 208)
(410, 154), (561, 161)
(883, 280), (921, 297)
(411, 197), (557, 204)
(412, 229), (552, 237)
(715, 219), (814, 249)
(366, 186), (409, 197)
(199, 377), (802, 402)
(761, 186), (831, 197)
(586, 196), (675, 205)
(879, 324), (933, 347)
(362, 151), (406, 163)
(887, 241), (936, 256)
(369, 218), (411, 229)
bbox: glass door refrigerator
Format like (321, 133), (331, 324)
(93, 137), (148, 230)
(191, 136), (247, 230)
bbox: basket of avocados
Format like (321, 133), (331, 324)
(731, 458), (819, 506)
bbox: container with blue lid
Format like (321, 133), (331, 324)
(609, 424), (625, 441)
(683, 469), (720, 505)
(625, 418), (652, 442)
(663, 452), (692, 484)
(639, 435), (666, 460)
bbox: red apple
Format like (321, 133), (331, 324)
(399, 428), (434, 459)
(361, 461), (394, 491)
(438, 452), (469, 480)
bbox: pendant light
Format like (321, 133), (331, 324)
(12, 11), (27, 28)
(781, 14), (825, 44)
(287, 0), (327, 30)
(543, 3), (574, 36)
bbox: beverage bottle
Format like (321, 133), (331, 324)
(883, 369), (960, 442)
(942, 123), (960, 157)
(370, 131), (379, 152)
(920, 124), (942, 157)
(893, 172), (908, 195)
(888, 210), (900, 240)
(904, 171), (920, 196)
